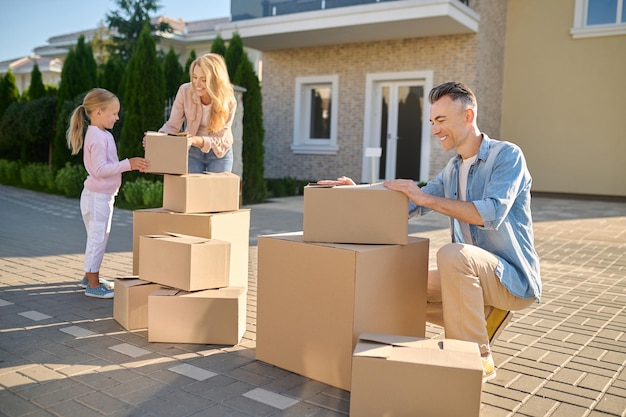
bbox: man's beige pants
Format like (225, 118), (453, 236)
(426, 243), (535, 355)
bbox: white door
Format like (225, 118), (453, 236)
(374, 81), (425, 181)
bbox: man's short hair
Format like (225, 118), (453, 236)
(429, 82), (477, 110)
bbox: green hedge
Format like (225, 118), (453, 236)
(0, 159), (162, 209)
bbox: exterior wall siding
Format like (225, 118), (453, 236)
(262, 34), (480, 182)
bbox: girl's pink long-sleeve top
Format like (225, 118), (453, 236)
(83, 125), (131, 195)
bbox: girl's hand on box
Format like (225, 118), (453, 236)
(130, 157), (150, 172)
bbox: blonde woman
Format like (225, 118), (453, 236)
(159, 53), (237, 173)
(67, 88), (149, 298)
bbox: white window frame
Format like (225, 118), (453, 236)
(571, 0), (626, 38)
(291, 75), (339, 155)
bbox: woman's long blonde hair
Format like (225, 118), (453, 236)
(189, 53), (235, 132)
(66, 88), (118, 155)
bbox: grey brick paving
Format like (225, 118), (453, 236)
(1, 184), (626, 416)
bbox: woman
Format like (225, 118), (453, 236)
(159, 53), (237, 173)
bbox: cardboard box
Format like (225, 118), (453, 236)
(350, 333), (483, 417)
(139, 233), (230, 291)
(163, 172), (240, 213)
(144, 131), (188, 174)
(133, 208), (250, 288)
(113, 277), (162, 330)
(148, 286), (246, 345)
(303, 183), (409, 244)
(256, 232), (428, 391)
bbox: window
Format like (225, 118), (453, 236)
(292, 75), (339, 155)
(571, 0), (626, 38)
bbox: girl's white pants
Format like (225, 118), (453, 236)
(80, 189), (115, 273)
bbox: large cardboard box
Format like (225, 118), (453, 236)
(350, 333), (483, 417)
(139, 233), (230, 291)
(113, 277), (161, 330)
(303, 183), (409, 244)
(256, 232), (428, 391)
(148, 286), (246, 345)
(133, 208), (250, 288)
(163, 172), (240, 213)
(144, 131), (188, 174)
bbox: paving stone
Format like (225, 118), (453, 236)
(243, 387), (299, 410)
(168, 363), (218, 381)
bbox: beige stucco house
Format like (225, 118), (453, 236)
(2, 0), (624, 197)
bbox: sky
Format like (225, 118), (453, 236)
(0, 0), (231, 63)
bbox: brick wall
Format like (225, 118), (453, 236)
(262, 33), (485, 181)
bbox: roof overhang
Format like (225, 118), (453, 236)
(217, 0), (479, 51)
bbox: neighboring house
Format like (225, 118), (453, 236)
(0, 56), (63, 94)
(0, 16), (260, 93)
(219, 0), (625, 197)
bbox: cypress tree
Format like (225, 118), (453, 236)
(0, 69), (19, 118)
(181, 50), (196, 84)
(100, 55), (125, 95)
(28, 63), (46, 100)
(51, 35), (98, 169)
(225, 33), (244, 80)
(233, 52), (267, 204)
(210, 36), (227, 57)
(163, 47), (183, 101)
(119, 23), (165, 161)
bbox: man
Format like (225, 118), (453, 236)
(327, 81), (541, 382)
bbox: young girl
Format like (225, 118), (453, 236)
(67, 88), (149, 298)
(158, 53), (237, 173)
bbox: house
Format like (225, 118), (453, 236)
(218, 0), (625, 197)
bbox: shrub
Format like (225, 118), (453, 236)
(120, 177), (162, 209)
(265, 177), (310, 198)
(0, 159), (21, 185)
(55, 163), (87, 198)
(20, 163), (56, 192)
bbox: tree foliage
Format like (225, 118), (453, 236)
(106, 0), (171, 63)
(163, 47), (183, 101)
(99, 55), (125, 95)
(0, 70), (19, 118)
(181, 49), (196, 84)
(28, 63), (47, 100)
(52, 35), (98, 169)
(119, 23), (165, 162)
(232, 48), (267, 204)
(210, 36), (227, 57)
(225, 33), (245, 80)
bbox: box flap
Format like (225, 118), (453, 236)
(115, 277), (151, 287)
(183, 286), (246, 299)
(150, 288), (184, 297)
(358, 332), (425, 347)
(141, 233), (213, 245)
(353, 341), (393, 358)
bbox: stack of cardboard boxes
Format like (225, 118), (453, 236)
(256, 183), (483, 416)
(113, 132), (250, 346)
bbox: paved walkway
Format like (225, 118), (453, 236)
(0, 184), (625, 417)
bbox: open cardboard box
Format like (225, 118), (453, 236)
(148, 286), (246, 345)
(303, 183), (409, 244)
(256, 232), (428, 391)
(350, 333), (483, 417)
(138, 233), (230, 291)
(133, 208), (250, 288)
(113, 276), (161, 330)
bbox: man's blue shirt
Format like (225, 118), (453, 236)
(409, 134), (541, 300)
